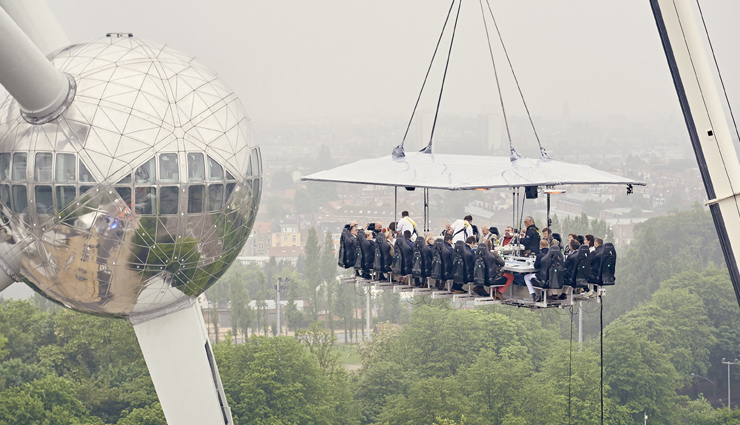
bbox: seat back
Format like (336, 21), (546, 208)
(534, 250), (554, 288)
(422, 243), (433, 278)
(573, 245), (591, 287)
(431, 240), (444, 280)
(548, 249), (565, 289)
(412, 238), (425, 278)
(452, 241), (466, 284)
(354, 232), (365, 270)
(392, 238), (404, 274)
(361, 237), (375, 272)
(474, 243), (495, 286)
(374, 234), (392, 273)
(587, 247), (603, 284)
(463, 246), (475, 283)
(337, 227), (351, 269)
(600, 243), (617, 285)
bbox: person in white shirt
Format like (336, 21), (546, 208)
(450, 215), (473, 244)
(397, 211), (417, 240)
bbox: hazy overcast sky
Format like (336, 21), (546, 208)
(44, 1), (740, 127)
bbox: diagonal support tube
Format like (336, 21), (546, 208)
(0, 6), (69, 119)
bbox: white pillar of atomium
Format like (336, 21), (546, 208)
(0, 0), (70, 54)
(651, 0), (740, 304)
(132, 301), (233, 425)
(0, 5), (68, 118)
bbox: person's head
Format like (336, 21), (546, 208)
(585, 234), (595, 247)
(402, 211), (409, 218)
(595, 238), (604, 247)
(388, 222), (396, 232)
(524, 216), (534, 227)
(350, 225), (358, 236)
(464, 215), (473, 222)
(570, 239), (580, 251)
(568, 233), (577, 242)
(404, 230), (412, 239)
(445, 222), (452, 231)
(551, 239), (561, 248)
(540, 239), (549, 249)
(482, 226), (490, 235)
(542, 227), (550, 238)
(505, 226), (514, 237)
(485, 239), (492, 250)
(365, 230), (374, 238)
(374, 222), (383, 232)
(466, 236), (477, 246)
(425, 233), (435, 245)
(350, 220), (358, 229)
(577, 235), (585, 245)
(444, 234), (453, 243)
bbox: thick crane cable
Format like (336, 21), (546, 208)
(672, 0), (740, 220)
(398, 0), (457, 152)
(695, 0), (740, 150)
(424, 0), (464, 154)
(484, 0), (545, 155)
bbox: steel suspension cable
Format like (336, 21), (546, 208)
(477, 0), (513, 155)
(397, 0), (458, 154)
(484, 0), (546, 157)
(568, 306), (574, 425)
(600, 295), (604, 425)
(424, 0), (465, 154)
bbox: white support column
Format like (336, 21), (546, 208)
(131, 301), (233, 425)
(366, 289), (371, 340)
(0, 6), (69, 118)
(0, 0), (70, 54)
(651, 0), (740, 304)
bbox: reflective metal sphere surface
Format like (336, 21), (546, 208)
(0, 36), (261, 318)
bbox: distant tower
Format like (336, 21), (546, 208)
(482, 113), (503, 154)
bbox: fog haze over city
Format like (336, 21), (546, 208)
(46, 1), (740, 129)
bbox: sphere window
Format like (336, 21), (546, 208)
(79, 160), (95, 183)
(225, 183), (236, 203)
(34, 153), (52, 182)
(134, 187), (156, 215)
(135, 157), (156, 184)
(159, 186), (179, 215)
(80, 186), (94, 195)
(116, 173), (132, 185)
(0, 153), (10, 181)
(11, 185), (26, 213)
(208, 156), (223, 181)
(187, 153), (205, 182)
(115, 187), (132, 209)
(226, 170), (235, 181)
(207, 184), (223, 212)
(56, 154), (76, 183)
(35, 185), (53, 214)
(0, 184), (9, 207)
(56, 186), (76, 211)
(12, 153), (26, 181)
(160, 154), (179, 183)
(188, 185), (205, 213)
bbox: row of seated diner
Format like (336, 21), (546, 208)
(338, 226), (617, 306)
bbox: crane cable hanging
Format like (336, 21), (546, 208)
(423, 0), (465, 155)
(482, 0), (550, 161)
(395, 0), (458, 158)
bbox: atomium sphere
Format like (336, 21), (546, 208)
(0, 36), (261, 318)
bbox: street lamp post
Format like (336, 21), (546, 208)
(722, 358), (738, 409)
(275, 277), (291, 336)
(691, 373), (717, 399)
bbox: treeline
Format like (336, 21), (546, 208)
(2, 205), (740, 424)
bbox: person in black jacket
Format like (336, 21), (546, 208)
(520, 216), (541, 256)
(563, 238), (581, 285)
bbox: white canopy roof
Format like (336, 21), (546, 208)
(302, 152), (645, 190)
